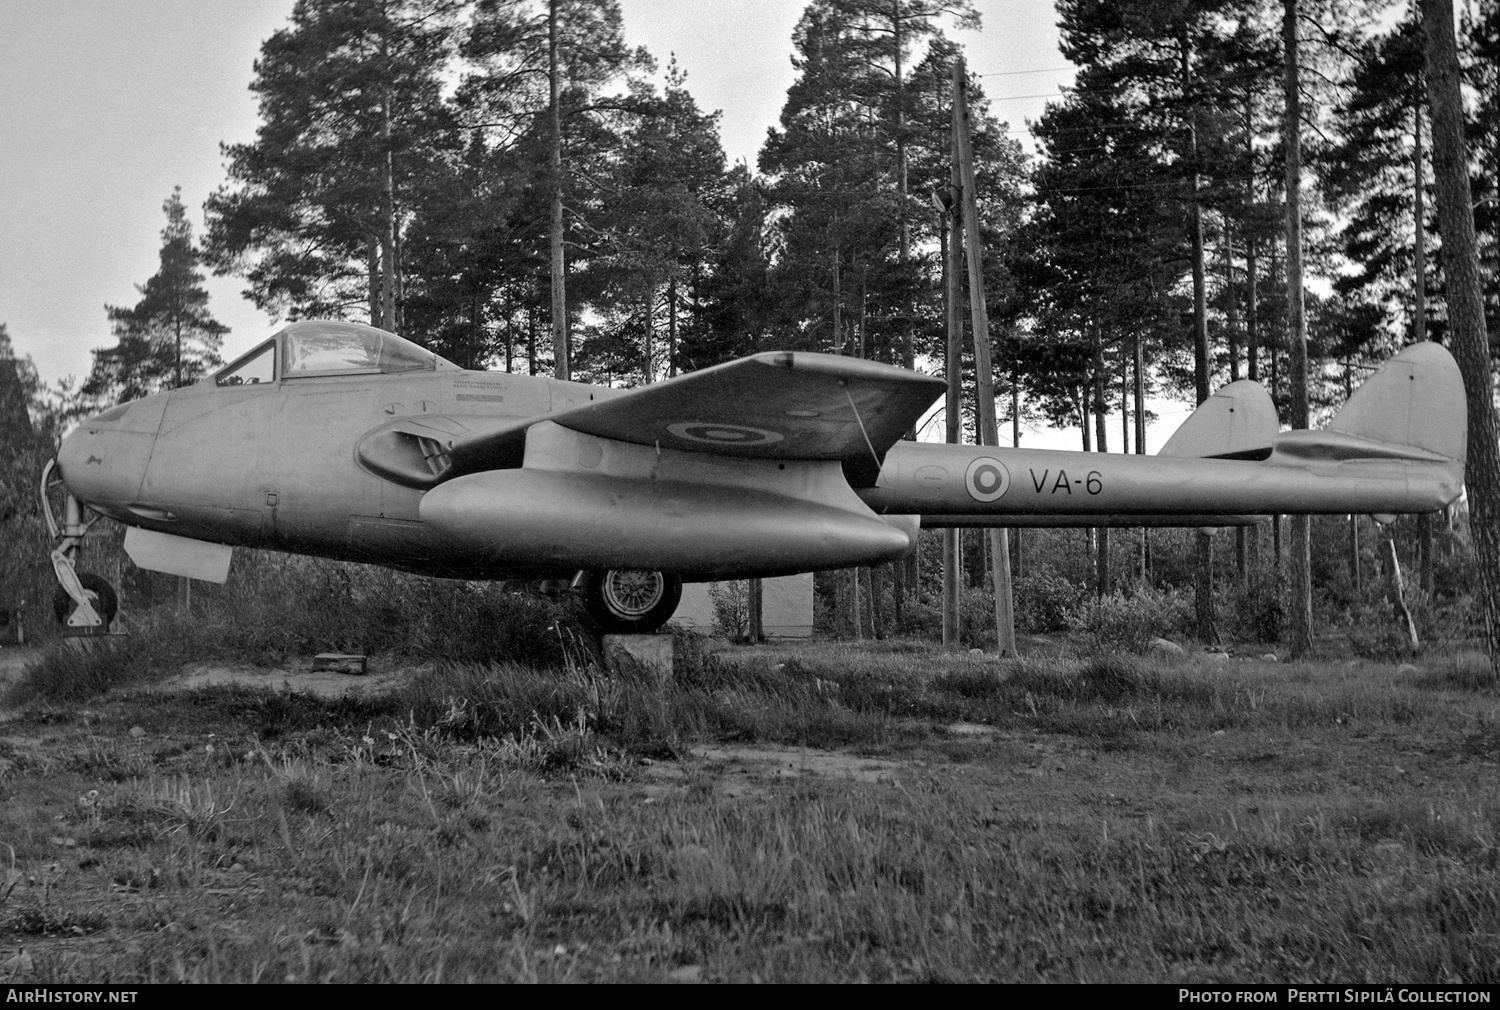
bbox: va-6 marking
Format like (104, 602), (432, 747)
(1028, 468), (1103, 495)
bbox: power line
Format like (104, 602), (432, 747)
(977, 66), (1074, 77)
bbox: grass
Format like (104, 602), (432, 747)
(2, 627), (1500, 982)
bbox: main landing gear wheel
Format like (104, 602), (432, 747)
(582, 569), (682, 634)
(53, 572), (118, 627)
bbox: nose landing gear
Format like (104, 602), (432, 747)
(581, 569), (682, 635)
(41, 459), (116, 630)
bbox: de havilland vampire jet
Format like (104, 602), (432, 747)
(44, 320), (1467, 634)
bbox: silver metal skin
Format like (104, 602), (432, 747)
(51, 323), (1467, 632)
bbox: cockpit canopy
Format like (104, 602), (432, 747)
(215, 321), (458, 387)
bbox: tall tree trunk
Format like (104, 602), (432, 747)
(1134, 331), (1149, 585)
(667, 276), (678, 378)
(954, 60), (1016, 657)
(1183, 31), (1217, 643)
(381, 85), (398, 332)
(1093, 326), (1110, 597)
(1414, 100), (1435, 594)
(832, 246), (843, 354)
(1013, 365), (1024, 580)
(1245, 88), (1261, 384)
(503, 287), (514, 373)
(642, 283), (654, 383)
(1423, 0), (1500, 675)
(942, 196), (961, 648)
(1284, 0), (1315, 657)
(1225, 223), (1242, 381)
(1415, 101), (1428, 344)
(549, 0), (569, 381)
(1247, 236), (1260, 382)
(527, 303), (537, 376)
(367, 237), (380, 327)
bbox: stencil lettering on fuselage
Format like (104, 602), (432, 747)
(964, 456), (1010, 503)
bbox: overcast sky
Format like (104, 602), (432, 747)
(1, 1), (1159, 445)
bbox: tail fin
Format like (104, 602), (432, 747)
(1158, 379), (1279, 459)
(1328, 342), (1467, 462)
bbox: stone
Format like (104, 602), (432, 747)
(602, 634), (673, 683)
(1149, 638), (1185, 656)
(128, 726), (145, 739)
(312, 653), (367, 675)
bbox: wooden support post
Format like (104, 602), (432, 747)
(953, 59), (1016, 658)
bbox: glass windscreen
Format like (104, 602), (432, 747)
(215, 341), (276, 386)
(281, 321), (442, 377)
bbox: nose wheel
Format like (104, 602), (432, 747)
(582, 569), (682, 634)
(53, 573), (118, 628)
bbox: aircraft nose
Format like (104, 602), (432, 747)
(56, 400), (164, 510)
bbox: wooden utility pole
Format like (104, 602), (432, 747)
(1284, 0), (1315, 657)
(953, 59), (1016, 658)
(940, 183), (962, 647)
(1422, 0), (1500, 675)
(549, 0), (570, 381)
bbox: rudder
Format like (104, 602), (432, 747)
(1328, 342), (1466, 462)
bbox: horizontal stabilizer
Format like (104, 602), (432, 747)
(1158, 379), (1278, 460)
(1327, 341), (1466, 462)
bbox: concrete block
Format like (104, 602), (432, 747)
(602, 634), (673, 683)
(313, 653), (367, 675)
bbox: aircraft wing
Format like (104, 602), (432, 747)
(548, 351), (946, 461)
(356, 351), (946, 489)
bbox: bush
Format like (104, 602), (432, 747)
(1063, 585), (1189, 654)
(1014, 570), (1085, 634)
(708, 581), (750, 640)
(7, 553), (598, 704)
(1219, 572), (1284, 644)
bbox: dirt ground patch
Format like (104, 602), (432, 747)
(166, 658), (414, 700)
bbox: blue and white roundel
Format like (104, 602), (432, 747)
(965, 456), (1009, 503)
(666, 421), (785, 447)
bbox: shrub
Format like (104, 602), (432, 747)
(1014, 570), (1085, 634)
(708, 581), (751, 640)
(1063, 585), (1189, 654)
(1219, 572), (1285, 644)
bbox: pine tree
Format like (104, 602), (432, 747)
(1321, 17), (1434, 349)
(204, 0), (460, 328)
(83, 188), (227, 405)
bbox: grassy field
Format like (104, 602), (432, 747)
(1, 635), (1498, 983)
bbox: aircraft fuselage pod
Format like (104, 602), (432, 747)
(53, 322), (1467, 634)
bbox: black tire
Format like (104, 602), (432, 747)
(582, 569), (682, 634)
(53, 573), (118, 627)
